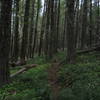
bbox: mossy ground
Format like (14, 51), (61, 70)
(0, 51), (100, 100)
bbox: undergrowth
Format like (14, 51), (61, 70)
(0, 51), (100, 100)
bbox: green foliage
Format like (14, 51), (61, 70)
(0, 63), (50, 100)
(58, 54), (100, 100)
(0, 52), (100, 100)
(27, 55), (47, 65)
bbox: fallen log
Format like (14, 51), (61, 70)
(10, 64), (37, 78)
(77, 46), (100, 54)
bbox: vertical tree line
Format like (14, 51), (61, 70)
(0, 0), (100, 86)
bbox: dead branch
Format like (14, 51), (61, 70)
(77, 46), (100, 54)
(10, 64), (37, 78)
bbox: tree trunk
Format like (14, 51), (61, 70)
(0, 0), (12, 87)
(13, 0), (20, 61)
(38, 1), (46, 56)
(20, 0), (31, 60)
(81, 0), (88, 49)
(66, 0), (76, 64)
(28, 0), (35, 58)
(32, 0), (40, 58)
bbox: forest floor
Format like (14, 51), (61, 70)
(48, 61), (61, 100)
(0, 51), (100, 100)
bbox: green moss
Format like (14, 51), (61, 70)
(1, 52), (100, 100)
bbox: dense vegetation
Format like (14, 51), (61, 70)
(0, 0), (100, 99)
(0, 52), (100, 100)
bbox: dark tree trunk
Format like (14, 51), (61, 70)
(45, 0), (50, 58)
(49, 0), (55, 58)
(28, 0), (35, 58)
(13, 0), (19, 61)
(81, 0), (88, 49)
(55, 0), (60, 52)
(0, 0), (12, 87)
(66, 0), (76, 64)
(20, 0), (31, 60)
(32, 0), (40, 58)
(89, 0), (93, 47)
(95, 0), (100, 44)
(74, 0), (79, 48)
(62, 5), (67, 51)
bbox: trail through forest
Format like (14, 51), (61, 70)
(48, 61), (61, 100)
(0, 0), (100, 99)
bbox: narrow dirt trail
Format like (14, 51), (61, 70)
(48, 61), (61, 100)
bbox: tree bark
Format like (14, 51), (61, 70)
(28, 0), (35, 58)
(20, 0), (31, 60)
(13, 0), (20, 61)
(0, 0), (12, 87)
(81, 0), (88, 49)
(66, 0), (76, 64)
(32, 0), (40, 58)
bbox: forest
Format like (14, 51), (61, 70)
(0, 0), (100, 100)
